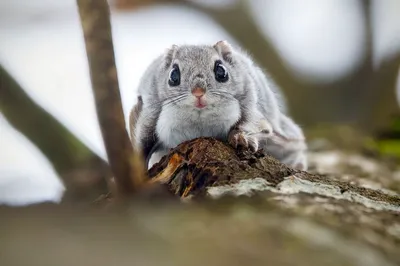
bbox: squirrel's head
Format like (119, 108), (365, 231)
(155, 40), (245, 110)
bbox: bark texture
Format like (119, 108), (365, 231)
(147, 137), (296, 197)
(147, 137), (399, 207)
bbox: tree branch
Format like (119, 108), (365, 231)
(76, 0), (146, 197)
(0, 65), (109, 202)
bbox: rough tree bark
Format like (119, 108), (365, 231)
(145, 137), (399, 207)
(147, 138), (295, 197)
(76, 0), (146, 197)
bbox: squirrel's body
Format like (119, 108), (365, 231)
(130, 41), (307, 170)
(156, 97), (240, 149)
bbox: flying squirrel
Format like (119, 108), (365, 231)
(129, 40), (307, 170)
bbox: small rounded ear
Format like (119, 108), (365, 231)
(164, 44), (178, 67)
(214, 40), (233, 63)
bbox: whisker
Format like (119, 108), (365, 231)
(208, 90), (235, 99)
(143, 93), (188, 107)
(161, 94), (188, 107)
(138, 91), (186, 99)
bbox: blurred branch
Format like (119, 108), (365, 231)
(359, 0), (400, 130)
(0, 65), (110, 202)
(113, 0), (182, 9)
(77, 0), (146, 198)
(0, 65), (86, 173)
(186, 1), (341, 123)
(188, 1), (400, 130)
(365, 56), (400, 129)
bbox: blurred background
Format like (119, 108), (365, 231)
(0, 0), (399, 205)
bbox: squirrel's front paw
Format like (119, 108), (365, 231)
(228, 129), (258, 152)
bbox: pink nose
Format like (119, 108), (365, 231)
(192, 87), (205, 98)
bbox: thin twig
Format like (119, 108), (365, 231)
(76, 0), (146, 197)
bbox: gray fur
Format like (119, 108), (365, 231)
(130, 41), (307, 170)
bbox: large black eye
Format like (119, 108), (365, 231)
(214, 60), (229, 83)
(168, 64), (180, 86)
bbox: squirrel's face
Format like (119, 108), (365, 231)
(157, 42), (243, 110)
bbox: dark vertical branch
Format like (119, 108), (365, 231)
(354, 0), (375, 124)
(358, 0), (400, 130)
(76, 0), (146, 197)
(362, 0), (373, 67)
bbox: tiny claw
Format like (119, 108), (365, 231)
(228, 129), (259, 152)
(247, 136), (258, 152)
(236, 133), (248, 148)
(228, 129), (245, 149)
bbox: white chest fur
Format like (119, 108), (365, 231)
(156, 103), (241, 148)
